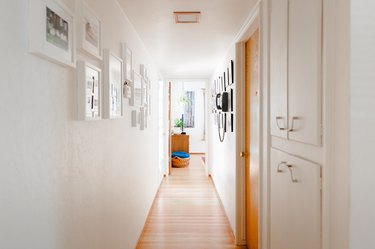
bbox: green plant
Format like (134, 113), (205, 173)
(174, 118), (184, 127)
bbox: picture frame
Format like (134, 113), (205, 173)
(223, 71), (227, 91)
(76, 1), (102, 59)
(131, 110), (137, 127)
(103, 49), (123, 119)
(76, 61), (102, 120)
(121, 43), (133, 83)
(139, 107), (145, 130)
(29, 0), (75, 67)
(131, 71), (144, 107)
(140, 64), (147, 78)
(229, 60), (234, 85)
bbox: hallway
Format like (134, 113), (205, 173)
(136, 155), (241, 249)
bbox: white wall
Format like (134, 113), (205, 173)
(0, 0), (162, 248)
(208, 46), (237, 233)
(350, 1), (375, 248)
(170, 80), (207, 153)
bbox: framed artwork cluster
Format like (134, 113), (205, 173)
(212, 60), (235, 137)
(29, 0), (152, 126)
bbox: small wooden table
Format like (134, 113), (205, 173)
(171, 134), (190, 153)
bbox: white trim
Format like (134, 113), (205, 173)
(321, 0), (337, 248)
(233, 1), (261, 44)
(259, 1), (271, 248)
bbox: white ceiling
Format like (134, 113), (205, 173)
(117, 0), (257, 79)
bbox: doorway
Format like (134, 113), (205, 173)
(245, 29), (260, 249)
(168, 80), (208, 175)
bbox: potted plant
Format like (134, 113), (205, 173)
(174, 115), (186, 135)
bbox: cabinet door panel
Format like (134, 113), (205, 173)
(270, 0), (288, 139)
(270, 149), (289, 249)
(288, 0), (322, 145)
(270, 149), (321, 249)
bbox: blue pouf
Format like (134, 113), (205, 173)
(171, 151), (190, 159)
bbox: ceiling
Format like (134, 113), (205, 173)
(117, 0), (257, 79)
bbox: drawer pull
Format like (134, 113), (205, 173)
(288, 116), (299, 132)
(277, 161), (298, 183)
(276, 116), (287, 131)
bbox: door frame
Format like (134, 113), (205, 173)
(234, 1), (270, 247)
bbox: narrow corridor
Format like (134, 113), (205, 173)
(136, 155), (242, 249)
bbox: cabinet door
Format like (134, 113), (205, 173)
(288, 0), (322, 145)
(270, 149), (321, 249)
(270, 0), (288, 139)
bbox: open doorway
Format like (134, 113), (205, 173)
(168, 80), (208, 174)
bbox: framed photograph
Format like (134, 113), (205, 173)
(29, 0), (75, 67)
(77, 1), (102, 59)
(77, 61), (102, 120)
(139, 107), (145, 130)
(131, 71), (144, 107)
(229, 60), (234, 85)
(103, 49), (123, 119)
(140, 64), (147, 78)
(121, 43), (133, 83)
(227, 67), (230, 86)
(131, 110), (137, 127)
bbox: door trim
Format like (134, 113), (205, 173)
(234, 1), (263, 247)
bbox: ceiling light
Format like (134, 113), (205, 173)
(174, 12), (201, 24)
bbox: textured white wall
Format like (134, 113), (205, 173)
(0, 0), (162, 249)
(350, 1), (375, 248)
(208, 46), (237, 233)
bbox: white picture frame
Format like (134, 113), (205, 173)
(131, 110), (137, 127)
(132, 71), (144, 107)
(139, 107), (145, 130)
(76, 1), (102, 59)
(103, 49), (123, 119)
(77, 61), (102, 121)
(121, 43), (133, 83)
(29, 0), (75, 67)
(140, 64), (147, 78)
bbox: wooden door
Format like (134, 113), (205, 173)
(245, 29), (260, 249)
(270, 148), (321, 249)
(270, 0), (288, 139)
(288, 0), (322, 146)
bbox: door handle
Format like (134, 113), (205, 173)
(240, 151), (249, 157)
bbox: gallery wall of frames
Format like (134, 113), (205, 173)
(29, 0), (152, 130)
(211, 60), (235, 142)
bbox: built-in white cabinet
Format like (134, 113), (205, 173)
(270, 0), (322, 146)
(270, 148), (321, 249)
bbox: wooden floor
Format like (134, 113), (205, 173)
(136, 155), (243, 249)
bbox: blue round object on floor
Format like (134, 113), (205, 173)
(171, 151), (190, 158)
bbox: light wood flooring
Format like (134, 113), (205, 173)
(136, 155), (243, 249)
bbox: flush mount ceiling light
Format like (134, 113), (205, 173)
(174, 11), (201, 24)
